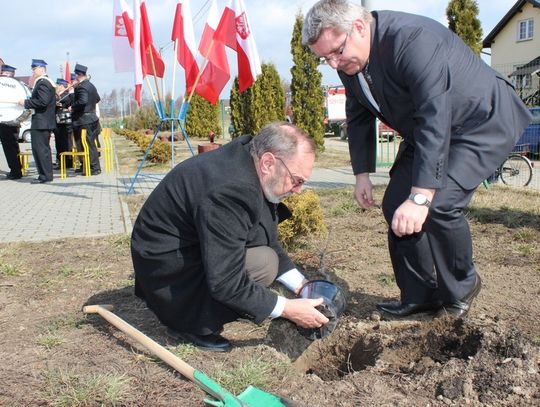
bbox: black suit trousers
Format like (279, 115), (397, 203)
(73, 121), (101, 173)
(382, 144), (478, 304)
(31, 129), (53, 181)
(53, 124), (73, 165)
(0, 124), (22, 177)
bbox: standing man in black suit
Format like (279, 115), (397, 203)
(69, 63), (101, 175)
(0, 64), (23, 180)
(53, 79), (73, 168)
(18, 59), (56, 184)
(303, 0), (532, 318)
(131, 122), (329, 351)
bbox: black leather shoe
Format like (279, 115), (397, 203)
(74, 168), (83, 173)
(436, 275), (482, 318)
(6, 174), (22, 180)
(31, 178), (52, 184)
(166, 329), (231, 352)
(376, 300), (442, 317)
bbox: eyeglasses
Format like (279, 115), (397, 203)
(275, 156), (306, 187)
(320, 32), (349, 64)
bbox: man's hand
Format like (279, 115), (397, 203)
(391, 200), (429, 237)
(354, 173), (374, 208)
(281, 297), (329, 328)
(391, 187), (434, 237)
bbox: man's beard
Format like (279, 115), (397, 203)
(262, 173), (291, 204)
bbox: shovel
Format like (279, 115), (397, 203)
(83, 304), (301, 407)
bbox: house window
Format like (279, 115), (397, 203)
(522, 75), (532, 89)
(517, 18), (534, 41)
(513, 74), (532, 89)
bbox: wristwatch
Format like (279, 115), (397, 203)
(408, 193), (431, 207)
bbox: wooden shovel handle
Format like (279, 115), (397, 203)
(83, 304), (196, 381)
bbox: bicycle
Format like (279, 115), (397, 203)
(485, 152), (534, 187)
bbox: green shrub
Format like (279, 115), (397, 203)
(278, 190), (326, 250)
(113, 128), (170, 163)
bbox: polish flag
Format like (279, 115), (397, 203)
(140, 0), (165, 78)
(195, 0), (230, 104)
(171, 0), (199, 93)
(112, 0), (135, 73)
(214, 0), (261, 92)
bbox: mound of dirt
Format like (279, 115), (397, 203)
(267, 315), (540, 406)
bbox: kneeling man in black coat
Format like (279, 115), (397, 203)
(131, 122), (329, 351)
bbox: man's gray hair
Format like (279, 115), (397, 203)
(302, 0), (372, 45)
(250, 122), (315, 160)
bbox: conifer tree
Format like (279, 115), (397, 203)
(185, 94), (221, 139)
(446, 0), (483, 55)
(250, 63), (285, 133)
(229, 63), (286, 137)
(229, 77), (248, 137)
(290, 13), (325, 151)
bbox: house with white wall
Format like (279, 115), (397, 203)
(483, 0), (540, 105)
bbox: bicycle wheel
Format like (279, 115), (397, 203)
(499, 155), (533, 187)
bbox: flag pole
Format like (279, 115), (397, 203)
(169, 38), (178, 120)
(147, 45), (165, 120)
(170, 39), (179, 165)
(144, 76), (160, 115)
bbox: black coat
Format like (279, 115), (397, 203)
(339, 11), (532, 190)
(131, 135), (295, 334)
(24, 76), (56, 130)
(71, 79), (100, 127)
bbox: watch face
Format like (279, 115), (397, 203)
(413, 194), (427, 205)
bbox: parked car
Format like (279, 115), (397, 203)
(514, 107), (540, 158)
(18, 119), (31, 143)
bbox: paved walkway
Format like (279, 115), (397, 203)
(1, 139), (389, 243)
(0, 142), (131, 243)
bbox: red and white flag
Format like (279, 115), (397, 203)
(133, 0), (144, 105)
(214, 0), (261, 92)
(195, 0), (230, 104)
(140, 0), (165, 78)
(171, 0), (199, 93)
(112, 0), (135, 73)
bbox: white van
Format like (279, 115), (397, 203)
(18, 119), (31, 143)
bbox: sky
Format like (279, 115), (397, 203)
(0, 0), (518, 100)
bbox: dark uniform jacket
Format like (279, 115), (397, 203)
(70, 79), (100, 127)
(24, 76), (56, 130)
(339, 11), (532, 190)
(131, 135), (295, 334)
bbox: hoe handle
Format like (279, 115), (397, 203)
(83, 304), (196, 380)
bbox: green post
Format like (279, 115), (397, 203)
(220, 100), (226, 139)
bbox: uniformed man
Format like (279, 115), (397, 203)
(53, 78), (73, 168)
(67, 63), (101, 175)
(0, 64), (23, 180)
(18, 59), (56, 184)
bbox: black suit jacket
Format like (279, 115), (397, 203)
(24, 76), (56, 130)
(339, 11), (532, 190)
(71, 79), (100, 127)
(131, 135), (295, 333)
